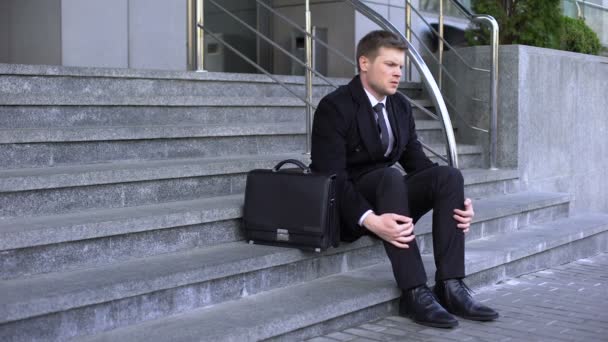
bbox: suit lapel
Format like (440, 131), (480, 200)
(348, 76), (384, 161)
(386, 97), (401, 144)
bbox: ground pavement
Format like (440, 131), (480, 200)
(311, 253), (608, 342)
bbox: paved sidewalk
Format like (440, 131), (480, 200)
(311, 253), (608, 342)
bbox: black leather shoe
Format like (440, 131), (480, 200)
(434, 279), (499, 321)
(399, 285), (458, 328)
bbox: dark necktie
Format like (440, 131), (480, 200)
(373, 103), (389, 154)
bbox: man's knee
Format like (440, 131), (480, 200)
(377, 167), (405, 189)
(436, 165), (464, 189)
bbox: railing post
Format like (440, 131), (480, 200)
(188, 0), (205, 71)
(405, 0), (412, 81)
(438, 0), (444, 90)
(471, 15), (499, 170)
(197, 0), (205, 71)
(488, 17), (499, 170)
(305, 0), (313, 155)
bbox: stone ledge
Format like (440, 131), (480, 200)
(0, 153), (306, 192)
(0, 63), (353, 85)
(0, 236), (380, 324)
(0, 123), (305, 144)
(75, 213), (608, 342)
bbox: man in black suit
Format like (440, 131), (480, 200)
(310, 30), (498, 328)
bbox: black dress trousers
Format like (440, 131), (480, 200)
(354, 165), (466, 290)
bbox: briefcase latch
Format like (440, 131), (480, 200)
(276, 228), (290, 241)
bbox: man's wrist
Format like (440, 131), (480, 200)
(358, 210), (374, 227)
(362, 212), (379, 232)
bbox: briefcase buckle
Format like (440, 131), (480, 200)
(277, 228), (290, 241)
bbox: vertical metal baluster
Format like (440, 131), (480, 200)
(438, 0), (444, 90)
(488, 17), (499, 170)
(188, 0), (195, 70)
(197, 0), (205, 71)
(405, 0), (412, 81)
(305, 0), (313, 155)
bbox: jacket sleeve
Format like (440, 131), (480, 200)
(397, 97), (437, 174)
(310, 98), (372, 232)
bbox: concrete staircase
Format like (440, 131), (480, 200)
(0, 64), (607, 342)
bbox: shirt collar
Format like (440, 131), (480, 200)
(363, 87), (387, 109)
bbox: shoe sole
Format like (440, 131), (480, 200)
(411, 318), (459, 329)
(456, 313), (500, 322)
(400, 312), (459, 329)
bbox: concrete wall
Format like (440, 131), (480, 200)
(61, 0), (129, 68)
(446, 45), (608, 213)
(62, 0), (187, 70)
(0, 0), (62, 65)
(128, 0), (187, 70)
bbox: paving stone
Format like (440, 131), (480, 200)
(326, 332), (359, 341)
(318, 253), (608, 342)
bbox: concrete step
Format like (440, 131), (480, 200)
(461, 168), (520, 199)
(0, 123), (308, 144)
(0, 194), (245, 275)
(0, 121), (448, 145)
(0, 196), (588, 341)
(67, 213), (608, 342)
(0, 95), (431, 110)
(0, 154), (310, 219)
(0, 237), (387, 341)
(415, 191), (570, 252)
(427, 143), (483, 169)
(0, 66), (348, 99)
(0, 104), (306, 129)
(0, 64), (424, 99)
(0, 143), (489, 219)
(0, 153), (307, 192)
(0, 94), (322, 107)
(0, 123), (306, 169)
(409, 99), (436, 121)
(0, 189), (562, 288)
(413, 119), (456, 143)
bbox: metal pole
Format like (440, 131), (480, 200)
(487, 17), (499, 170)
(305, 0), (313, 155)
(196, 0), (205, 71)
(438, 0), (444, 90)
(405, 0), (412, 81)
(188, 0), (195, 70)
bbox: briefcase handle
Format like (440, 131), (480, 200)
(272, 159), (311, 174)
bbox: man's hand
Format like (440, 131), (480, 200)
(453, 198), (475, 233)
(363, 213), (415, 249)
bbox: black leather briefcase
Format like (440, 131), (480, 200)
(243, 159), (339, 252)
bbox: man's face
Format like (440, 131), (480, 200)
(359, 47), (404, 100)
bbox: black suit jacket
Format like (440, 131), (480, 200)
(310, 75), (436, 242)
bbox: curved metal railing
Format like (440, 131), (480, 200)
(196, 0), (459, 167)
(400, 0), (499, 168)
(446, 0), (499, 169)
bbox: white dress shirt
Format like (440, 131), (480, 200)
(358, 88), (396, 227)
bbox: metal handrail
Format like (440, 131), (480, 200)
(345, 0), (458, 167)
(263, 11), (479, 144)
(571, 0), (608, 11)
(399, 3), (498, 139)
(407, 3), (489, 73)
(405, 0), (499, 169)
(198, 24), (318, 111)
(206, 0), (340, 89)
(254, 0), (357, 67)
